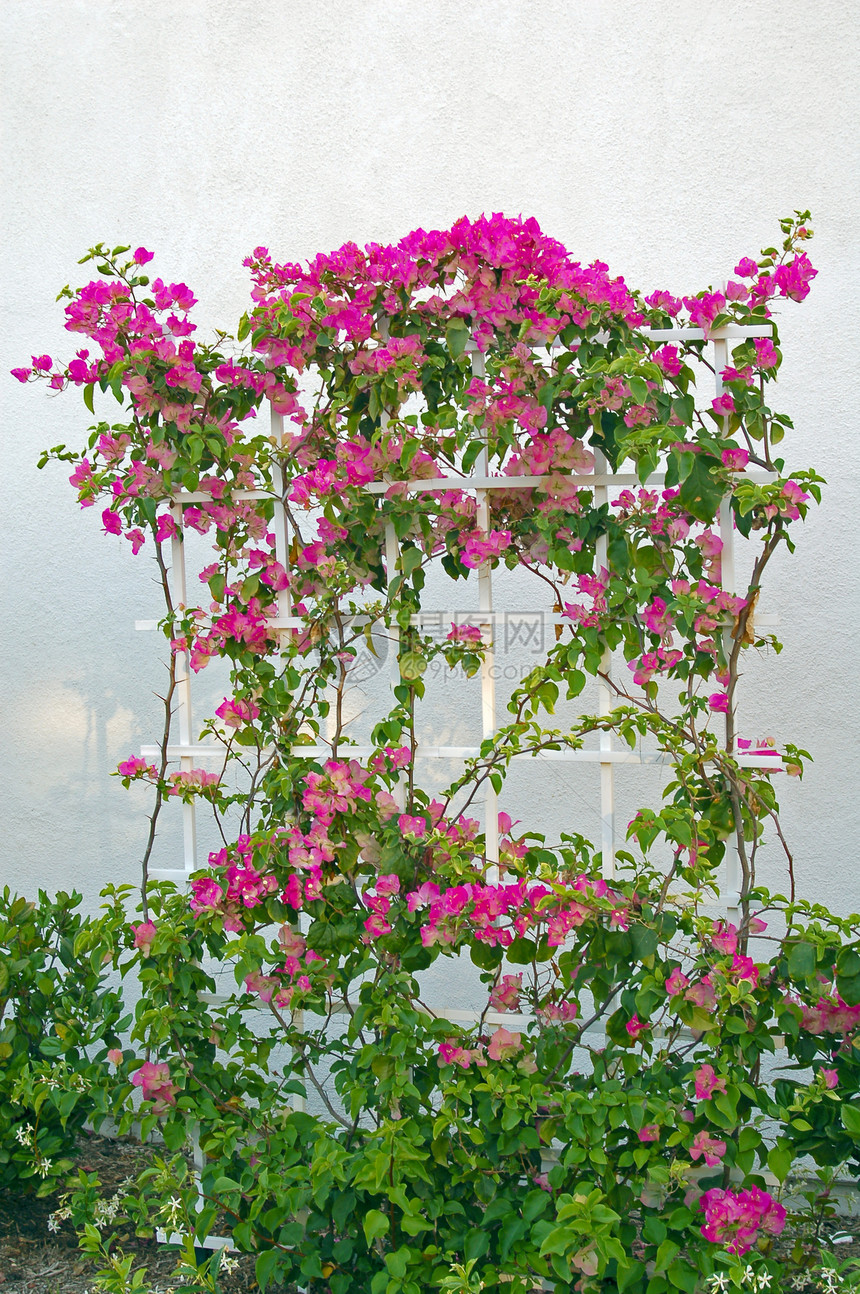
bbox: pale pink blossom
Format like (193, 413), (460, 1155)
(489, 973), (522, 1012)
(131, 921), (157, 956)
(487, 1027), (523, 1060)
(131, 1061), (178, 1113)
(693, 1064), (726, 1101)
(690, 1130), (727, 1166)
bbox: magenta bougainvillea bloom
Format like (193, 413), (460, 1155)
(699, 1186), (786, 1255)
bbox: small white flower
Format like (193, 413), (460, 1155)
(35, 1158), (53, 1177)
(707, 1274), (729, 1293)
(220, 1254), (239, 1273)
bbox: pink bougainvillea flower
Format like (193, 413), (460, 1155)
(821, 1068), (838, 1089)
(131, 921), (157, 956)
(168, 768), (220, 795)
(375, 873), (401, 896)
(487, 1027), (523, 1061)
(729, 953), (759, 986)
(693, 1063), (727, 1101)
(699, 1186), (785, 1255)
(734, 257), (759, 278)
(155, 513), (179, 543)
(690, 1131), (727, 1166)
(461, 528), (512, 569)
(652, 344), (682, 376)
(665, 967), (690, 997)
(625, 1015), (649, 1040)
(753, 337), (779, 368)
(447, 623), (483, 644)
(131, 1061), (178, 1114)
(438, 1039), (486, 1070)
(117, 755), (156, 779)
(711, 393), (736, 417)
(685, 975), (717, 1011)
(725, 280), (749, 302)
(710, 921), (738, 956)
(773, 252), (817, 302)
(489, 973), (522, 1012)
(107, 1048), (124, 1066)
(780, 480), (810, 519)
(215, 697), (260, 729)
(362, 912), (392, 940)
(398, 813), (427, 838)
(637, 1125), (660, 1142)
(132, 247), (155, 265)
(708, 692), (729, 713)
(721, 446), (749, 471)
(102, 508), (122, 536)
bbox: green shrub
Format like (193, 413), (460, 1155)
(0, 888), (131, 1195)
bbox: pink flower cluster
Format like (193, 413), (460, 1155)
(131, 921), (158, 956)
(244, 924), (330, 1009)
(131, 1061), (178, 1114)
(117, 755), (158, 780)
(789, 991), (860, 1036)
(167, 768), (220, 796)
(698, 1186), (786, 1255)
(461, 528), (512, 569)
(404, 872), (627, 952)
(562, 568), (609, 629)
(190, 836), (280, 932)
(215, 697), (260, 729)
(438, 1026), (527, 1070)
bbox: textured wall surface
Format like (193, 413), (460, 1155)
(2, 0), (858, 918)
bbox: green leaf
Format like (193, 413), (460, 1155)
(446, 320), (470, 360)
(836, 971), (860, 1006)
(363, 1209), (390, 1245)
(787, 940), (816, 979)
(631, 924), (659, 960)
(677, 453), (724, 523)
(83, 384), (95, 414)
(617, 1259), (647, 1291)
(768, 1145), (792, 1183)
(462, 439), (485, 473)
(255, 1248), (282, 1293)
(837, 947), (860, 978)
(385, 1247), (410, 1279)
(654, 1239), (680, 1274)
(841, 1105), (860, 1138)
(506, 937), (537, 965)
(400, 547), (423, 576)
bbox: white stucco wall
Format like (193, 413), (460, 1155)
(2, 0), (858, 917)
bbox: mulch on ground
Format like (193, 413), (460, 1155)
(0, 1131), (266, 1294)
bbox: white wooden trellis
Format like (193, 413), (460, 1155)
(142, 321), (783, 1256)
(143, 320), (782, 913)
